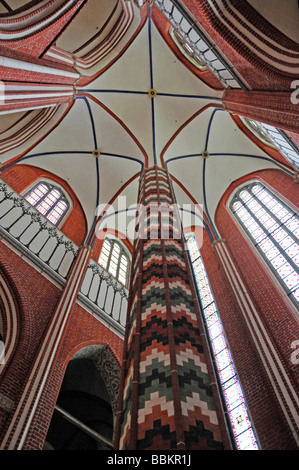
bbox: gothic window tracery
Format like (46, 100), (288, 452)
(231, 182), (299, 307)
(169, 27), (207, 71)
(24, 181), (69, 226)
(98, 238), (129, 287)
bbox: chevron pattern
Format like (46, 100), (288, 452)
(117, 168), (224, 450)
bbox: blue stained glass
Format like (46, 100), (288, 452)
(215, 348), (232, 371)
(187, 236), (259, 450)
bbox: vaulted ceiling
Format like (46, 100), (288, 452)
(0, 0), (295, 244)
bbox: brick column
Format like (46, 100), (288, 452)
(114, 167), (231, 450)
(223, 90), (299, 134)
(0, 244), (92, 450)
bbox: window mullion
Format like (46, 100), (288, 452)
(33, 187), (51, 208)
(186, 236), (259, 450)
(248, 187), (298, 241)
(116, 248), (122, 282)
(107, 241), (114, 273)
(237, 195), (299, 275)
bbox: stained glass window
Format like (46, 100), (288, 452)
(231, 182), (299, 306)
(170, 27), (207, 71)
(98, 238), (129, 287)
(187, 235), (259, 450)
(240, 117), (275, 148)
(24, 182), (69, 226)
(240, 118), (299, 170)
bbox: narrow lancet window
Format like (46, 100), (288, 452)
(187, 235), (259, 450)
(98, 238), (129, 287)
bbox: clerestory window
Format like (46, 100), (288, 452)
(240, 117), (275, 148)
(187, 235), (259, 450)
(231, 182), (299, 307)
(98, 238), (130, 287)
(240, 118), (299, 170)
(24, 181), (69, 226)
(170, 27), (207, 71)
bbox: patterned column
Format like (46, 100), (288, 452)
(114, 167), (230, 450)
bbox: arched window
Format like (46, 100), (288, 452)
(170, 27), (207, 71)
(187, 235), (258, 450)
(240, 117), (275, 148)
(231, 182), (299, 307)
(240, 118), (299, 169)
(24, 181), (69, 226)
(98, 238), (129, 287)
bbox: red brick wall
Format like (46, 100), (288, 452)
(0, 240), (123, 449)
(23, 299), (123, 450)
(0, 0), (87, 58)
(0, 44), (78, 85)
(199, 168), (299, 449)
(0, 164), (87, 246)
(224, 90), (299, 134)
(181, 0), (298, 90)
(0, 242), (62, 442)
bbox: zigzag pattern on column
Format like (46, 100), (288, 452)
(117, 167), (225, 450)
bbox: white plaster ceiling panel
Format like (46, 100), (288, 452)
(162, 106), (217, 163)
(88, 99), (147, 163)
(170, 179), (204, 230)
(247, 0), (299, 43)
(167, 157), (205, 207)
(204, 111), (271, 157)
(28, 99), (96, 153)
(150, 22), (223, 98)
(56, 0), (119, 53)
(203, 153), (278, 222)
(98, 154), (140, 207)
(89, 92), (153, 162)
(0, 110), (28, 134)
(0, 105), (71, 164)
(96, 178), (140, 242)
(154, 97), (218, 162)
(85, 24), (152, 92)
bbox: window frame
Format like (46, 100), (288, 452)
(22, 178), (72, 228)
(239, 117), (275, 148)
(169, 26), (207, 71)
(98, 237), (130, 287)
(186, 233), (259, 450)
(228, 179), (299, 310)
